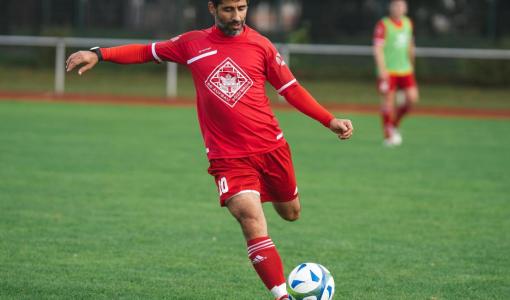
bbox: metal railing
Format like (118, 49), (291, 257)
(0, 35), (178, 96)
(1, 35), (510, 96)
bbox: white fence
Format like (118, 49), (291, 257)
(1, 35), (510, 96)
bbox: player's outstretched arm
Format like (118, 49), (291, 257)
(66, 50), (99, 75)
(66, 44), (154, 75)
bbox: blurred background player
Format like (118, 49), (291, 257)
(373, 0), (419, 146)
(65, 0), (353, 299)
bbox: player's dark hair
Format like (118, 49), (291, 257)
(210, 0), (249, 7)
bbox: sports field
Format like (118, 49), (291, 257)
(1, 66), (510, 109)
(0, 99), (509, 299)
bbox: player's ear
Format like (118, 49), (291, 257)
(208, 1), (216, 16)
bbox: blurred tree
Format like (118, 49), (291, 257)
(297, 0), (509, 45)
(191, 0), (213, 29)
(486, 0), (498, 41)
(300, 0), (380, 42)
(0, 0), (508, 46)
(75, 0), (87, 31)
(0, 0), (11, 34)
(497, 0), (510, 42)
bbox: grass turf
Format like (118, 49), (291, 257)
(0, 100), (509, 299)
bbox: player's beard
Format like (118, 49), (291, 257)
(216, 18), (245, 36)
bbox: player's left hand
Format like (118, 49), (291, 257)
(329, 118), (353, 140)
(66, 50), (99, 75)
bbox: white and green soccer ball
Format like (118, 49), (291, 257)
(287, 263), (335, 300)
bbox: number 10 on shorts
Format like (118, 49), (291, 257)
(218, 177), (229, 196)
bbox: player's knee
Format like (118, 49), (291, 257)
(281, 205), (301, 222)
(283, 210), (300, 222)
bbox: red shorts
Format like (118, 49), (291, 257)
(207, 143), (298, 206)
(377, 74), (417, 94)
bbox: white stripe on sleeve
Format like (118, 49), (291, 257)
(151, 42), (162, 63)
(277, 79), (297, 94)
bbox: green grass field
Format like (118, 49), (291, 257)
(1, 100), (509, 299)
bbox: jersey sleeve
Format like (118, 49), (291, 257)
(264, 41), (298, 94)
(281, 84), (334, 128)
(153, 35), (188, 65)
(100, 44), (154, 64)
(373, 21), (386, 46)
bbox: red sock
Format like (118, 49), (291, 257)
(394, 103), (411, 128)
(381, 107), (394, 138)
(247, 236), (288, 299)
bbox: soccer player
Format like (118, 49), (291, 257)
(66, 1), (353, 299)
(373, 0), (419, 146)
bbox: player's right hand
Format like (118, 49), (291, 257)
(66, 50), (99, 75)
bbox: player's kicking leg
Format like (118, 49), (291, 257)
(226, 193), (290, 300)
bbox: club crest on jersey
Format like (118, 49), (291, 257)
(205, 58), (253, 107)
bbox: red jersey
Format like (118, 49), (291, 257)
(152, 26), (297, 159)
